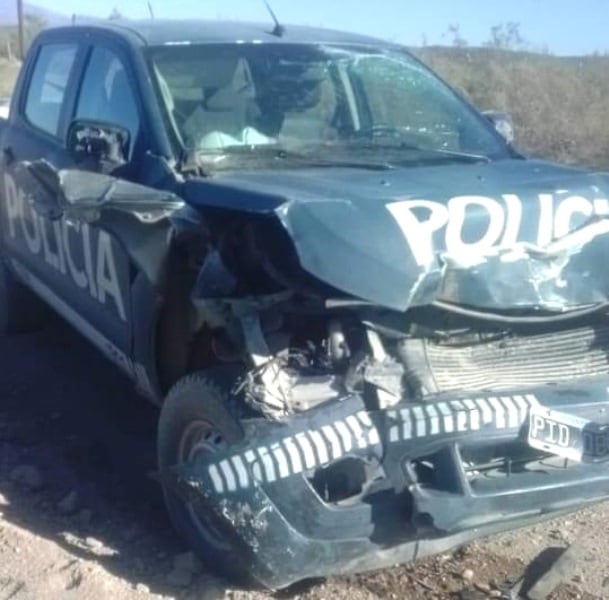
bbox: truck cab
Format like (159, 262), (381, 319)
(2, 19), (609, 590)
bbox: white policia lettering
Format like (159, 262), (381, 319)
(3, 173), (127, 321)
(387, 194), (609, 267)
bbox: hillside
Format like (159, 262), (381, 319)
(0, 58), (19, 96)
(415, 46), (609, 170)
(0, 3), (68, 61)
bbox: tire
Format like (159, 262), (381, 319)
(0, 258), (47, 334)
(157, 368), (252, 585)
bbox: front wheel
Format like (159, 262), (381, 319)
(157, 369), (251, 584)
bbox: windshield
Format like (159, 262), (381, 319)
(148, 43), (510, 168)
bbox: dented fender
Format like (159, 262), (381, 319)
(7, 159), (184, 283)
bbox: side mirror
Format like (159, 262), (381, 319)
(483, 111), (515, 145)
(67, 119), (130, 168)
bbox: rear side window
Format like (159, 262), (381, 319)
(25, 43), (78, 136)
(76, 47), (140, 146)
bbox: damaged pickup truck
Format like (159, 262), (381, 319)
(2, 17), (609, 589)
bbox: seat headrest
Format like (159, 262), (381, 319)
(199, 58), (241, 90)
(204, 58), (254, 112)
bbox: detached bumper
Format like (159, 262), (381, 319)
(166, 380), (609, 589)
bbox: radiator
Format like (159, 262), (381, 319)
(399, 320), (609, 395)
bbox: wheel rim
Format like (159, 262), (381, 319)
(177, 419), (232, 550)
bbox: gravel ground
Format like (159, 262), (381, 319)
(0, 314), (606, 599)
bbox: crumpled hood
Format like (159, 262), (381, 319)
(185, 158), (609, 312)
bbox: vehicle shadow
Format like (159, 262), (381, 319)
(0, 313), (225, 597)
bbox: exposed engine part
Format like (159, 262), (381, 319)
(363, 360), (404, 399)
(241, 360), (345, 419)
(238, 314), (407, 418)
(240, 313), (293, 419)
(239, 313), (343, 420)
(365, 329), (402, 409)
(345, 354), (405, 403)
(328, 320), (350, 366)
(284, 374), (343, 412)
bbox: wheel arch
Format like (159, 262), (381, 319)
(138, 242), (223, 402)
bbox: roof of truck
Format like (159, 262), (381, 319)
(47, 19), (393, 48)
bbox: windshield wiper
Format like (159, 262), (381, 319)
(347, 136), (492, 164)
(403, 145), (492, 163)
(195, 145), (394, 171)
(187, 142), (489, 173)
(275, 149), (393, 171)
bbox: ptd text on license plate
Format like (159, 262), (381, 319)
(528, 406), (609, 462)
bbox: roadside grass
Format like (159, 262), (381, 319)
(416, 47), (609, 170)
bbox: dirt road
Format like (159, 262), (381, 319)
(0, 314), (605, 599)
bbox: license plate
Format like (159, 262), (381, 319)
(528, 405), (609, 462)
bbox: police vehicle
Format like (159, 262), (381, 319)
(2, 17), (609, 589)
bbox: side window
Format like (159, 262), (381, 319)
(76, 47), (140, 148)
(24, 43), (78, 136)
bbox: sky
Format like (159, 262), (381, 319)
(9, 0), (609, 56)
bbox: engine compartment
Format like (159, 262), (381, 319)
(194, 285), (609, 420)
(176, 211), (609, 421)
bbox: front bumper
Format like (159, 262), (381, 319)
(166, 379), (609, 589)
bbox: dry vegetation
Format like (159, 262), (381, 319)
(0, 58), (19, 97)
(416, 47), (609, 170)
(0, 15), (45, 97)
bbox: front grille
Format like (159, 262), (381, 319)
(400, 319), (609, 395)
